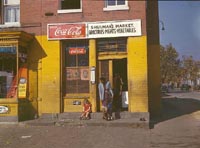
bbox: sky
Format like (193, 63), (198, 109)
(159, 1), (200, 60)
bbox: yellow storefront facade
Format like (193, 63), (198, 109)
(35, 36), (149, 113)
(31, 19), (160, 118)
(0, 1), (161, 122)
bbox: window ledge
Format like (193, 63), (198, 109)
(103, 6), (129, 11)
(64, 94), (90, 99)
(57, 9), (82, 14)
(0, 23), (21, 28)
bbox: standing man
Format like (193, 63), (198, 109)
(113, 73), (123, 119)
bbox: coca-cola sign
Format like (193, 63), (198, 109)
(47, 20), (142, 40)
(69, 48), (86, 55)
(48, 24), (86, 39)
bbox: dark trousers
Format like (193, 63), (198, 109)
(113, 94), (121, 119)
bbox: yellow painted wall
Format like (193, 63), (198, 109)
(28, 35), (154, 115)
(64, 98), (84, 112)
(34, 36), (61, 114)
(127, 36), (148, 112)
(89, 39), (97, 112)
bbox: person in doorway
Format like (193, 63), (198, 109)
(105, 80), (114, 121)
(80, 98), (92, 120)
(98, 77), (107, 119)
(113, 73), (123, 119)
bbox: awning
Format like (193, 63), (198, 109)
(0, 31), (34, 48)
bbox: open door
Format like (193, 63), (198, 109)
(98, 58), (128, 110)
(113, 58), (128, 110)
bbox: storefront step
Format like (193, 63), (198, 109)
(39, 112), (149, 122)
(17, 112), (150, 128)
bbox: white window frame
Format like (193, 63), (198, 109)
(103, 0), (129, 11)
(2, 0), (20, 26)
(57, 0), (82, 14)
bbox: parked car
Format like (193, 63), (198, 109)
(181, 84), (191, 91)
(161, 85), (169, 93)
(194, 85), (200, 90)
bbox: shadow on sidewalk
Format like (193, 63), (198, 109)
(150, 96), (200, 128)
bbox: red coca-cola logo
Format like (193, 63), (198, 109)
(48, 24), (86, 39)
(55, 26), (82, 36)
(69, 48), (86, 55)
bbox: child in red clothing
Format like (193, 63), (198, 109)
(80, 99), (92, 120)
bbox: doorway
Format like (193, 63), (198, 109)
(98, 58), (128, 110)
(113, 58), (127, 92)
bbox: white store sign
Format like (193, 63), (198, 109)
(48, 20), (142, 40)
(87, 20), (141, 38)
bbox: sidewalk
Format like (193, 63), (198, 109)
(19, 112), (150, 129)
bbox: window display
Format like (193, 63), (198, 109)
(0, 44), (27, 99)
(64, 40), (89, 94)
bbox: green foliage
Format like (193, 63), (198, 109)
(181, 56), (200, 83)
(160, 43), (180, 83)
(160, 43), (200, 86)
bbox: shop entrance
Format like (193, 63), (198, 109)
(98, 58), (128, 110)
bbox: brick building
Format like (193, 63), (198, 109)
(0, 0), (161, 121)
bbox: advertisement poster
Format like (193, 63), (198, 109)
(66, 68), (89, 81)
(18, 78), (27, 98)
(80, 68), (89, 80)
(66, 68), (80, 80)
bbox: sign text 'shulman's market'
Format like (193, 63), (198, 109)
(48, 20), (141, 40)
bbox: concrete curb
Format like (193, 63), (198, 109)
(0, 112), (150, 129)
(19, 118), (149, 129)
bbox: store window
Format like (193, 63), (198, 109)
(97, 38), (127, 52)
(58, 0), (82, 13)
(1, 0), (20, 25)
(0, 44), (27, 99)
(64, 40), (89, 94)
(104, 0), (129, 11)
(0, 45), (16, 98)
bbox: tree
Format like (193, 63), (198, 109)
(160, 43), (181, 84)
(160, 43), (200, 89)
(181, 55), (200, 86)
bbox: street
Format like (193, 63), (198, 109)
(1, 91), (200, 148)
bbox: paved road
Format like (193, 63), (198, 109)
(168, 91), (200, 99)
(0, 91), (200, 148)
